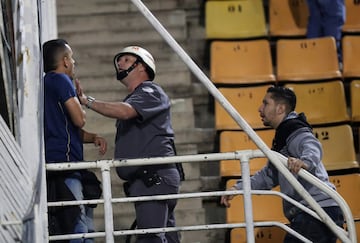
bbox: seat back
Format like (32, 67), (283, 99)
(351, 80), (360, 122)
(220, 129), (275, 177)
(284, 81), (349, 125)
(205, 0), (267, 39)
(342, 0), (360, 33)
(342, 36), (360, 78)
(269, 0), (308, 37)
(313, 125), (358, 171)
(215, 85), (271, 130)
(231, 227), (286, 243)
(329, 173), (360, 220)
(210, 40), (275, 84)
(276, 37), (341, 82)
(226, 180), (289, 223)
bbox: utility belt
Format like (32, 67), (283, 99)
(135, 164), (175, 187)
(123, 164), (176, 196)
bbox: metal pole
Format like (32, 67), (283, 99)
(101, 165), (114, 243)
(128, 2), (353, 242)
(239, 153), (254, 243)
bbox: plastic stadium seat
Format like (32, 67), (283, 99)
(226, 179), (289, 224)
(276, 37), (341, 82)
(342, 36), (360, 78)
(205, 0), (267, 39)
(215, 85), (271, 130)
(329, 173), (360, 220)
(284, 81), (349, 125)
(220, 129), (275, 177)
(342, 0), (360, 33)
(210, 40), (276, 84)
(351, 80), (360, 122)
(313, 125), (359, 172)
(336, 220), (360, 243)
(269, 0), (308, 37)
(231, 227), (286, 243)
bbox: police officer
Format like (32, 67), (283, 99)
(76, 46), (181, 243)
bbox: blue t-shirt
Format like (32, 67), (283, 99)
(115, 81), (175, 179)
(44, 72), (83, 163)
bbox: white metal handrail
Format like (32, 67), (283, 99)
(46, 149), (355, 243)
(128, 1), (356, 242)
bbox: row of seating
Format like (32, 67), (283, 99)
(211, 36), (360, 84)
(226, 173), (360, 223)
(229, 219), (360, 242)
(206, 2), (360, 242)
(205, 0), (360, 39)
(220, 124), (359, 177)
(215, 80), (359, 130)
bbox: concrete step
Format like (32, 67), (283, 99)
(57, 0), (189, 16)
(59, 24), (186, 47)
(58, 10), (186, 34)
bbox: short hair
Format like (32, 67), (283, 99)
(42, 39), (69, 73)
(267, 86), (296, 113)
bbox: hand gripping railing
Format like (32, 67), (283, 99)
(46, 149), (355, 243)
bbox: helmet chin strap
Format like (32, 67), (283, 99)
(116, 59), (140, 81)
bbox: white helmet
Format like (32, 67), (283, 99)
(113, 46), (156, 80)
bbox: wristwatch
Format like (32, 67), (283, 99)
(86, 96), (95, 109)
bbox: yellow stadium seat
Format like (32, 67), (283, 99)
(342, 0), (360, 33)
(226, 179), (289, 223)
(336, 220), (360, 243)
(205, 0), (267, 39)
(313, 125), (359, 172)
(351, 80), (360, 122)
(329, 173), (360, 220)
(276, 37), (341, 82)
(210, 40), (275, 84)
(269, 0), (308, 37)
(284, 81), (349, 125)
(231, 226), (286, 243)
(220, 129), (275, 177)
(215, 85), (271, 130)
(342, 36), (360, 78)
(337, 220), (360, 243)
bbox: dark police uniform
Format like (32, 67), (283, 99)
(115, 80), (181, 243)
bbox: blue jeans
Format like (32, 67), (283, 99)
(284, 206), (344, 243)
(65, 176), (94, 243)
(306, 0), (346, 63)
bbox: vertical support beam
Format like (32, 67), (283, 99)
(102, 165), (115, 243)
(239, 153), (255, 243)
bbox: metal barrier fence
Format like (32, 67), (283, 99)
(46, 149), (356, 243)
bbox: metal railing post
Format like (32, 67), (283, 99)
(101, 164), (115, 243)
(239, 152), (255, 243)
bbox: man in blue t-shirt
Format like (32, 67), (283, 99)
(77, 46), (182, 243)
(43, 39), (107, 242)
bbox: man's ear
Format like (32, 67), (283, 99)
(276, 103), (286, 115)
(63, 56), (69, 68)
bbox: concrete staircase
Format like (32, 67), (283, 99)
(56, 0), (222, 242)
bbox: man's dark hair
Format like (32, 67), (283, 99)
(267, 86), (296, 113)
(42, 39), (69, 73)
